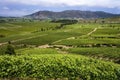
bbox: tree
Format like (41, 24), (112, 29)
(102, 20), (105, 24)
(94, 19), (97, 23)
(0, 20), (6, 23)
(101, 18), (105, 24)
(5, 44), (15, 55)
(0, 34), (5, 38)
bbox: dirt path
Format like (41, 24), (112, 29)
(52, 39), (63, 44)
(52, 37), (75, 44)
(38, 44), (72, 49)
(0, 34), (48, 46)
(0, 42), (8, 46)
(57, 50), (69, 54)
(38, 44), (50, 48)
(53, 28), (98, 44)
(12, 34), (48, 43)
(87, 28), (97, 36)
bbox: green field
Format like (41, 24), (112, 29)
(0, 18), (120, 79)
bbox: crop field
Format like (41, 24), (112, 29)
(13, 31), (83, 45)
(67, 47), (120, 63)
(0, 21), (60, 38)
(0, 18), (120, 79)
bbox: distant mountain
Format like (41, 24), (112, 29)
(0, 16), (6, 18)
(0, 16), (19, 18)
(25, 10), (120, 19)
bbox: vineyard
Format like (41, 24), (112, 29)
(0, 18), (120, 79)
(0, 53), (120, 80)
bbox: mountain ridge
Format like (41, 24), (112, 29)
(25, 10), (120, 19)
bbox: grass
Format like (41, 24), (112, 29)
(92, 28), (120, 35)
(67, 47), (120, 61)
(53, 38), (120, 47)
(12, 31), (82, 45)
(16, 48), (59, 55)
(0, 21), (60, 36)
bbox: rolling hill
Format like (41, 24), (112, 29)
(25, 10), (120, 19)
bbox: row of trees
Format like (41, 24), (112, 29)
(51, 19), (78, 25)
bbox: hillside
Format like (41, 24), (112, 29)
(25, 10), (120, 19)
(0, 19), (120, 79)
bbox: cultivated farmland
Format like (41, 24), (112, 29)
(0, 18), (120, 79)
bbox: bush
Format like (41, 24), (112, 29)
(0, 35), (5, 38)
(0, 55), (120, 79)
(5, 44), (15, 55)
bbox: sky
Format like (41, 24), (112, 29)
(0, 0), (120, 17)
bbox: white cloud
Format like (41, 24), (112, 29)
(1, 0), (120, 8)
(0, 9), (30, 17)
(3, 6), (9, 10)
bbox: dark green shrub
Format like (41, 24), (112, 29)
(5, 44), (15, 55)
(0, 35), (5, 38)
